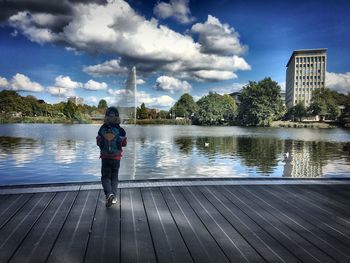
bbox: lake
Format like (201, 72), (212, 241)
(0, 124), (349, 185)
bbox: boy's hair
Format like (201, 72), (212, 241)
(104, 106), (120, 125)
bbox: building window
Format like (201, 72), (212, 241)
(296, 82), (298, 85)
(303, 76), (305, 79)
(322, 57), (325, 62)
(303, 82), (305, 85)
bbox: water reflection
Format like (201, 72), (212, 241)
(0, 124), (349, 185)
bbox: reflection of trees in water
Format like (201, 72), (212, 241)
(343, 143), (350, 162)
(174, 137), (194, 155)
(0, 136), (39, 153)
(237, 137), (283, 174)
(308, 141), (342, 166)
(195, 137), (237, 158)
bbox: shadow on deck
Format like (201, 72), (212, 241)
(0, 180), (350, 262)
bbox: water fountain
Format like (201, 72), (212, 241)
(118, 66), (137, 124)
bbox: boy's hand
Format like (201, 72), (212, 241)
(121, 136), (127, 147)
(96, 136), (102, 146)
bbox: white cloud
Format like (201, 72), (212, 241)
(47, 86), (75, 97)
(8, 11), (59, 44)
(154, 0), (195, 24)
(83, 59), (128, 77)
(55, 75), (82, 89)
(191, 15), (248, 55)
(155, 76), (191, 93)
(107, 88), (175, 108)
(326, 72), (350, 94)
(9, 0), (250, 82)
(10, 73), (44, 92)
(136, 78), (146, 85)
(84, 80), (107, 90)
(193, 70), (237, 81)
(47, 75), (81, 97)
(279, 82), (286, 92)
(85, 96), (98, 104)
(209, 82), (246, 95)
(0, 77), (9, 88)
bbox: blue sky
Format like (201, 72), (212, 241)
(0, 0), (349, 109)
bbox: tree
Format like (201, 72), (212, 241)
(98, 99), (108, 109)
(159, 110), (168, 119)
(293, 102), (307, 122)
(137, 103), (148, 119)
(63, 101), (78, 119)
(308, 88), (341, 121)
(193, 92), (237, 125)
(237, 77), (284, 126)
(170, 93), (198, 119)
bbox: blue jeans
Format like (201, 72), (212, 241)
(101, 159), (120, 197)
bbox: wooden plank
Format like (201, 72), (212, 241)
(219, 185), (333, 263)
(180, 186), (263, 262)
(264, 185), (350, 247)
(84, 190), (121, 263)
(0, 192), (55, 263)
(9, 191), (78, 263)
(0, 194), (33, 229)
(199, 186), (301, 263)
(273, 185), (350, 234)
(161, 187), (229, 263)
(120, 188), (157, 263)
(46, 190), (99, 263)
(239, 185), (350, 262)
(293, 185), (350, 216)
(141, 187), (193, 263)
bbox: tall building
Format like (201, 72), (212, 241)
(285, 49), (327, 108)
(67, 96), (84, 105)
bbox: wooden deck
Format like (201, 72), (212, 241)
(1, 182), (350, 262)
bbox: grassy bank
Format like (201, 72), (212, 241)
(0, 116), (92, 124)
(126, 119), (192, 125)
(271, 120), (339, 128)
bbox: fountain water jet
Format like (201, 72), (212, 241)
(118, 66), (137, 124)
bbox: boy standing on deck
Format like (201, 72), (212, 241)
(96, 107), (127, 207)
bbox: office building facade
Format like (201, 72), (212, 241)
(285, 49), (327, 108)
(67, 96), (84, 105)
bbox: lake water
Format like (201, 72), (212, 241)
(0, 124), (349, 185)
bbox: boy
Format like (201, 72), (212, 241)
(96, 106), (127, 207)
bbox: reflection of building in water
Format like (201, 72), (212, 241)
(283, 141), (323, 177)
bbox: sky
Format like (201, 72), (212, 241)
(0, 0), (349, 109)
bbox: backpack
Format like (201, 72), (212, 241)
(99, 125), (121, 156)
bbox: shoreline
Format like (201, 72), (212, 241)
(0, 119), (343, 128)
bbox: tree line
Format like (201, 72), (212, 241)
(0, 90), (103, 123)
(2, 76), (349, 126)
(141, 77), (349, 126)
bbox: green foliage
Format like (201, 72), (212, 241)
(193, 92), (237, 125)
(159, 110), (168, 119)
(292, 102), (308, 122)
(97, 99), (108, 109)
(237, 77), (284, 126)
(170, 93), (198, 118)
(0, 90), (93, 123)
(308, 88), (341, 120)
(137, 103), (148, 119)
